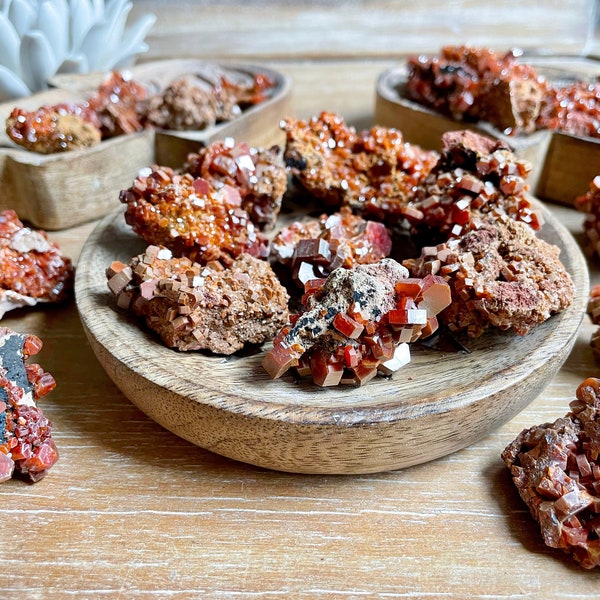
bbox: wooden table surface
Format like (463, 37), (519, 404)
(3, 3), (600, 598)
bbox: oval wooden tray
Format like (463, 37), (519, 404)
(0, 59), (292, 230)
(374, 56), (600, 207)
(75, 203), (588, 474)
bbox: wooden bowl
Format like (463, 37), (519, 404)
(374, 56), (600, 206)
(0, 59), (292, 230)
(75, 202), (588, 474)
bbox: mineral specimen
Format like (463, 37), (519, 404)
(575, 176), (600, 258)
(262, 258), (451, 386)
(538, 81), (600, 139)
(587, 285), (600, 359)
(141, 72), (275, 131)
(401, 130), (543, 242)
(270, 206), (393, 286)
(0, 210), (73, 318)
(184, 139), (287, 230)
(502, 377), (600, 569)
(6, 104), (102, 154)
(0, 327), (59, 483)
(404, 214), (574, 337)
(120, 166), (267, 266)
(281, 111), (438, 224)
(406, 45), (547, 135)
(86, 71), (148, 138)
(106, 246), (289, 354)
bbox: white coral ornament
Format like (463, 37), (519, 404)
(0, 0), (156, 100)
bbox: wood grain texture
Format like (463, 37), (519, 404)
(374, 57), (600, 206)
(74, 198), (588, 474)
(0, 60), (291, 230)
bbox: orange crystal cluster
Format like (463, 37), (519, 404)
(0, 327), (59, 483)
(536, 81), (600, 139)
(282, 111), (438, 224)
(263, 259), (451, 386)
(587, 285), (600, 359)
(0, 209), (73, 318)
(407, 46), (546, 135)
(120, 165), (268, 267)
(184, 139), (287, 231)
(106, 246), (289, 354)
(6, 72), (147, 153)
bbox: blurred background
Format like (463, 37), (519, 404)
(131, 0), (600, 62)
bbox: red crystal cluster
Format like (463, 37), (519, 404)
(120, 166), (268, 266)
(270, 207), (392, 286)
(262, 259), (451, 386)
(502, 377), (600, 569)
(0, 327), (59, 483)
(538, 81), (600, 139)
(587, 285), (600, 359)
(401, 130), (542, 241)
(184, 139), (287, 230)
(0, 209), (73, 318)
(281, 111), (438, 224)
(575, 176), (600, 258)
(407, 45), (600, 139)
(106, 246), (289, 354)
(407, 46), (546, 135)
(6, 72), (147, 153)
(86, 71), (149, 138)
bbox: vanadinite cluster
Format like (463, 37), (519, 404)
(402, 130), (573, 338)
(0, 327), (59, 483)
(281, 111), (439, 224)
(0, 209), (73, 318)
(502, 378), (600, 569)
(576, 176), (600, 259)
(107, 247), (289, 354)
(262, 259), (451, 386)
(407, 45), (600, 138)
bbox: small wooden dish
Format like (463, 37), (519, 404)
(0, 59), (292, 230)
(374, 57), (600, 206)
(75, 201), (588, 474)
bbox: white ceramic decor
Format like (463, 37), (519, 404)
(0, 0), (155, 101)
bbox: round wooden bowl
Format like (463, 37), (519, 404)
(75, 205), (588, 474)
